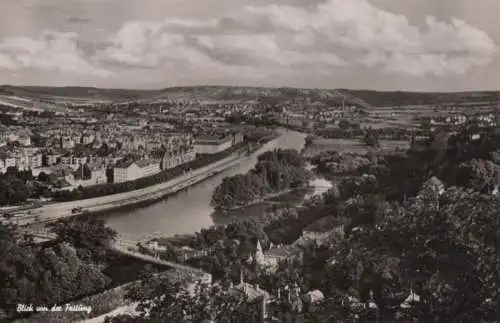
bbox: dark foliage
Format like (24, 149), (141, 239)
(0, 222), (111, 318)
(48, 214), (118, 263)
(211, 149), (311, 209)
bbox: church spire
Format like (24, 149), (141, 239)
(255, 240), (265, 265)
(256, 240), (263, 254)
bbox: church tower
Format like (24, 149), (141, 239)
(255, 240), (265, 265)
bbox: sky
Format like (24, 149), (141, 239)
(0, 0), (499, 91)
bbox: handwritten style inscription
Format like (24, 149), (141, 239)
(17, 304), (92, 314)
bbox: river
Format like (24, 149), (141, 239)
(103, 129), (328, 241)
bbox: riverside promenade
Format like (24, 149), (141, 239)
(22, 151), (251, 225)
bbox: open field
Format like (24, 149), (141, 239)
(0, 95), (42, 111)
(303, 138), (410, 157)
(0, 94), (72, 113)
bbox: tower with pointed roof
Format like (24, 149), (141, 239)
(255, 240), (265, 265)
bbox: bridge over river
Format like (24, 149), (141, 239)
(18, 228), (206, 275)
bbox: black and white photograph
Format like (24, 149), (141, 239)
(0, 0), (499, 322)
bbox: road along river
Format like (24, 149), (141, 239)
(28, 129), (328, 241)
(102, 129), (313, 241)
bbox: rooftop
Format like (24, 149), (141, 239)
(304, 216), (348, 233)
(266, 244), (302, 259)
(232, 282), (270, 301)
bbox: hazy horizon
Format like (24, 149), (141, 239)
(1, 0), (500, 92)
(2, 83), (500, 94)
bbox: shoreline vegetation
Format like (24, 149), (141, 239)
(214, 188), (295, 212)
(210, 148), (312, 212)
(154, 187), (312, 248)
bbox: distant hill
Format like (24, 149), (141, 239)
(146, 86), (372, 108)
(0, 85), (373, 109)
(0, 85), (160, 103)
(340, 89), (500, 107)
(0, 85), (498, 110)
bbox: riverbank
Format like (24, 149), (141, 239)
(154, 181), (325, 248)
(20, 151), (252, 226)
(18, 134), (285, 227)
(95, 128), (306, 241)
(214, 188), (296, 212)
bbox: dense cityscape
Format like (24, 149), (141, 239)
(1, 0), (500, 322)
(0, 85), (499, 323)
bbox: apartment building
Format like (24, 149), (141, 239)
(161, 147), (196, 170)
(194, 136), (233, 155)
(26, 154), (43, 169)
(73, 164), (107, 187)
(2, 156), (16, 169)
(17, 135), (31, 146)
(60, 136), (76, 149)
(113, 159), (160, 183)
(44, 153), (62, 166)
(193, 132), (243, 155)
(0, 149), (42, 171)
(60, 154), (89, 169)
(81, 133), (95, 145)
(232, 132), (244, 146)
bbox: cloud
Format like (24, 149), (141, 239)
(0, 31), (110, 77)
(67, 16), (91, 23)
(95, 21), (324, 78)
(0, 53), (16, 69)
(93, 0), (497, 80)
(0, 0), (497, 85)
(94, 5), (347, 75)
(235, 0), (497, 77)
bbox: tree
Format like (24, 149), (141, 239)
(460, 159), (500, 194)
(37, 171), (49, 182)
(338, 119), (351, 130)
(0, 222), (110, 317)
(75, 164), (92, 180)
(362, 129), (380, 148)
(421, 118), (432, 130)
(0, 176), (30, 206)
(305, 135), (315, 147)
(212, 149), (310, 209)
(48, 214), (118, 263)
(329, 187), (500, 322)
(105, 272), (259, 323)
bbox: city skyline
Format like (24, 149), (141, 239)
(0, 0), (499, 92)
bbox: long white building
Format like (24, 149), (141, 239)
(113, 159), (160, 183)
(194, 132), (242, 155)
